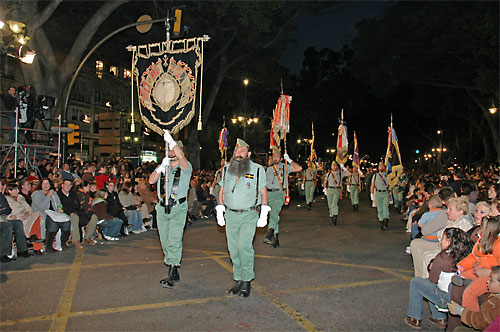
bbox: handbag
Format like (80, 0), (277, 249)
(45, 196), (70, 222)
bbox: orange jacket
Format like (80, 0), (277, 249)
(458, 238), (500, 271)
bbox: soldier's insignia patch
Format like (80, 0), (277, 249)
(245, 173), (254, 179)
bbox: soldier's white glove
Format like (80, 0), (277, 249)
(257, 205), (271, 228)
(163, 130), (177, 150)
(283, 153), (293, 164)
(323, 188), (327, 195)
(340, 164), (348, 172)
(215, 205), (226, 226)
(209, 187), (214, 195)
(301, 183), (305, 190)
(155, 157), (170, 174)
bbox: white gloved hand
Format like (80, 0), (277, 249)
(370, 193), (375, 201)
(323, 188), (327, 195)
(215, 205), (226, 226)
(209, 187), (214, 195)
(301, 183), (305, 191)
(340, 164), (348, 172)
(257, 205), (271, 227)
(283, 153), (293, 164)
(155, 157), (170, 174)
(163, 130), (177, 149)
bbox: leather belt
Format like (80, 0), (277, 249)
(377, 190), (387, 192)
(160, 196), (187, 208)
(227, 206), (258, 213)
(328, 186), (340, 189)
(267, 188), (283, 192)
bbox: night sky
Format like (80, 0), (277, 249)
(280, 1), (390, 73)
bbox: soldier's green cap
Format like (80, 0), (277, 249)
(176, 140), (183, 149)
(270, 146), (280, 155)
(235, 138), (249, 149)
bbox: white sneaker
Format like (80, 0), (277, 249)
(132, 230), (144, 235)
(104, 234), (119, 241)
(406, 246), (411, 254)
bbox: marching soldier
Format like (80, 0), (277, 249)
(263, 146), (302, 247)
(392, 166), (407, 212)
(322, 162), (347, 225)
(302, 160), (317, 210)
(216, 139), (270, 297)
(149, 131), (192, 288)
(371, 162), (390, 230)
(348, 165), (363, 211)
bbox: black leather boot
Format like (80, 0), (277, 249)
(379, 220), (384, 230)
(263, 228), (274, 244)
(239, 281), (251, 297)
(332, 215), (337, 226)
(382, 219), (389, 230)
(45, 232), (58, 253)
(160, 265), (177, 288)
(352, 205), (356, 211)
(228, 280), (243, 295)
(61, 231), (71, 250)
(272, 233), (279, 248)
(171, 265), (180, 282)
(355, 204), (359, 211)
(307, 202), (311, 210)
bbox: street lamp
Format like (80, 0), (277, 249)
(231, 115), (259, 141)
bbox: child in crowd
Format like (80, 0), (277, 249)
(405, 227), (473, 330)
(91, 189), (123, 241)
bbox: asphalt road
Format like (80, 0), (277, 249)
(0, 194), (444, 331)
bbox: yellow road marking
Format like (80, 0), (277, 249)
(49, 248), (85, 332)
(273, 278), (401, 294)
(1, 256), (228, 275)
(1, 295), (232, 326)
(204, 252), (323, 332)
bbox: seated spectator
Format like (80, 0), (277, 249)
(488, 183), (500, 201)
(411, 195), (442, 240)
(448, 266), (500, 331)
(19, 178), (32, 205)
(32, 178), (71, 252)
(105, 181), (128, 235)
(57, 179), (84, 248)
(454, 216), (500, 311)
(118, 182), (144, 234)
(76, 181), (98, 245)
(467, 201), (491, 243)
(5, 182), (44, 254)
(133, 182), (151, 228)
(138, 180), (157, 229)
(61, 163), (74, 181)
(0, 183), (17, 262)
(405, 228), (473, 330)
(91, 189), (123, 241)
(95, 163), (109, 190)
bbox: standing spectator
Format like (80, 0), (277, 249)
(95, 163), (109, 190)
(2, 86), (19, 143)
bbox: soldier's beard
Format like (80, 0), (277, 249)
(228, 156), (250, 177)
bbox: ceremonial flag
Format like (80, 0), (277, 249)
(385, 120), (403, 188)
(270, 94), (291, 149)
(218, 127), (228, 158)
(132, 37), (208, 135)
(336, 110), (348, 165)
(353, 131), (360, 168)
(310, 122), (316, 161)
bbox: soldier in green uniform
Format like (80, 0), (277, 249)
(302, 160), (317, 210)
(392, 166), (407, 212)
(149, 130), (192, 288)
(263, 146), (302, 247)
(348, 165), (363, 212)
(370, 163), (390, 230)
(322, 162), (347, 225)
(216, 139), (269, 297)
(210, 159), (225, 201)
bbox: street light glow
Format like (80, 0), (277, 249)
(243, 79), (249, 86)
(437, 130), (442, 135)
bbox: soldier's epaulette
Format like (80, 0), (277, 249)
(245, 173), (254, 179)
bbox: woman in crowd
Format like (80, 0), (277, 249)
(405, 228), (473, 330)
(455, 216), (500, 311)
(5, 183), (45, 254)
(118, 181), (144, 234)
(91, 189), (123, 241)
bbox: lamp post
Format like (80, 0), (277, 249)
(231, 115), (258, 141)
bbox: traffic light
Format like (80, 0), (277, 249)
(68, 123), (80, 145)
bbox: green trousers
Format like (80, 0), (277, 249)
(392, 187), (402, 208)
(349, 185), (359, 205)
(326, 188), (340, 217)
(305, 182), (315, 204)
(156, 201), (188, 266)
(268, 191), (284, 234)
(375, 191), (390, 221)
(225, 209), (258, 281)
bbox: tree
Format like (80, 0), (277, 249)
(351, 1), (499, 163)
